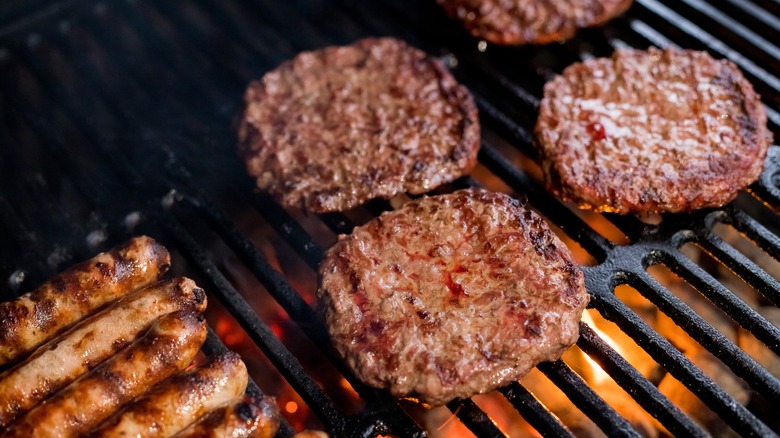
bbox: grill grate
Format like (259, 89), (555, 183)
(1, 0), (779, 436)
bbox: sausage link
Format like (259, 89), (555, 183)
(0, 236), (171, 365)
(173, 395), (281, 438)
(88, 352), (248, 437)
(0, 277), (205, 428)
(293, 431), (329, 438)
(1, 310), (206, 438)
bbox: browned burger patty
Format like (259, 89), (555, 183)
(238, 37), (480, 213)
(535, 47), (773, 215)
(317, 188), (589, 406)
(437, 0), (633, 45)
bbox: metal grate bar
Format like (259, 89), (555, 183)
(201, 328), (297, 438)
(537, 360), (640, 437)
(478, 141), (612, 260)
(632, 269), (780, 403)
(577, 323), (709, 437)
(182, 194), (327, 345)
(591, 291), (776, 437)
(729, 208), (780, 262)
(721, 0), (780, 32)
(159, 214), (351, 432)
(445, 400), (507, 438)
(752, 147), (780, 210)
(661, 249), (780, 356)
(170, 200), (427, 436)
(696, 231), (780, 306)
(656, 245), (780, 354)
(675, 0), (780, 64)
(498, 383), (575, 437)
(635, 0), (780, 97)
(247, 194), (325, 270)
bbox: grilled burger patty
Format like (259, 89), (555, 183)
(318, 188), (589, 406)
(437, 0), (633, 45)
(536, 47), (772, 215)
(238, 37), (479, 213)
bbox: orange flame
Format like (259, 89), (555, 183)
(581, 310), (623, 385)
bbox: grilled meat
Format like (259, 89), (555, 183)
(173, 395), (281, 438)
(0, 277), (205, 428)
(2, 310), (206, 438)
(535, 47), (772, 215)
(437, 0), (633, 45)
(238, 37), (480, 213)
(89, 352), (247, 437)
(0, 236), (171, 365)
(318, 188), (589, 406)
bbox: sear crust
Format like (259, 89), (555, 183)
(317, 188), (588, 406)
(437, 0), (633, 45)
(172, 395), (281, 438)
(89, 352), (248, 438)
(238, 37), (480, 213)
(3, 310), (207, 438)
(535, 47), (773, 215)
(0, 235), (171, 365)
(0, 277), (206, 428)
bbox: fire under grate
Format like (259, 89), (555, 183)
(1, 0), (779, 436)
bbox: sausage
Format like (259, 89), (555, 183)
(0, 277), (205, 428)
(1, 310), (206, 438)
(172, 395), (281, 438)
(88, 352), (248, 437)
(293, 431), (329, 438)
(0, 236), (171, 365)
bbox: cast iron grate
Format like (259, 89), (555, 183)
(0, 0), (779, 436)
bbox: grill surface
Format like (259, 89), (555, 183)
(1, 0), (779, 437)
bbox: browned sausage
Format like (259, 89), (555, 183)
(88, 352), (248, 437)
(293, 431), (329, 438)
(0, 277), (205, 428)
(172, 395), (281, 438)
(1, 310), (206, 438)
(0, 236), (171, 365)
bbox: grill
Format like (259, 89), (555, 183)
(1, 0), (779, 436)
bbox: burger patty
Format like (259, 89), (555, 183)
(535, 47), (772, 215)
(317, 188), (589, 406)
(238, 37), (480, 213)
(437, 0), (633, 45)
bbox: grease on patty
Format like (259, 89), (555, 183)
(318, 189), (588, 406)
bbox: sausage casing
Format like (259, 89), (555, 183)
(0, 277), (205, 428)
(0, 236), (171, 365)
(2, 310), (206, 438)
(89, 351), (247, 438)
(172, 395), (281, 438)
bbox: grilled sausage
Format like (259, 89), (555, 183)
(173, 395), (281, 438)
(1, 310), (206, 438)
(293, 431), (329, 438)
(89, 352), (248, 437)
(0, 236), (171, 365)
(0, 277), (205, 428)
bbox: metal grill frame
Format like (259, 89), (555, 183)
(1, 0), (779, 436)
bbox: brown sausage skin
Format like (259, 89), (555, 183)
(0, 236), (171, 365)
(173, 395), (281, 438)
(88, 352), (248, 438)
(0, 277), (205, 428)
(1, 310), (206, 438)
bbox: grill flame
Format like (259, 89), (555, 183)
(581, 310), (623, 385)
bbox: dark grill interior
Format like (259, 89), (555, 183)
(1, 0), (779, 436)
